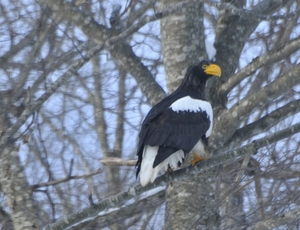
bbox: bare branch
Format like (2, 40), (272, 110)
(211, 64), (300, 150)
(211, 0), (292, 109)
(72, 190), (164, 230)
(224, 99), (300, 149)
(108, 0), (198, 47)
(248, 206), (300, 230)
(100, 157), (137, 166)
(206, 1), (299, 21)
(113, 67), (126, 156)
(43, 121), (300, 229)
(31, 169), (102, 190)
(92, 56), (110, 156)
(220, 36), (300, 97)
(41, 0), (166, 105)
(0, 44), (99, 155)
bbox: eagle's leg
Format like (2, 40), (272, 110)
(166, 166), (173, 174)
(191, 153), (210, 166)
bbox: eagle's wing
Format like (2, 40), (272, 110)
(136, 95), (212, 177)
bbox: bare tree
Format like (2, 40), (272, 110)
(0, 0), (300, 229)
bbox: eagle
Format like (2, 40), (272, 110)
(136, 60), (221, 186)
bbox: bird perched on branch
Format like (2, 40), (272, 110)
(136, 60), (221, 186)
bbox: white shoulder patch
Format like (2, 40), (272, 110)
(170, 96), (211, 114)
(170, 96), (213, 137)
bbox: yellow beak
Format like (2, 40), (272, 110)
(204, 64), (222, 77)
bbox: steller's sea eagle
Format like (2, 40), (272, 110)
(136, 60), (221, 186)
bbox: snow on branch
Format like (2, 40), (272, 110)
(43, 122), (300, 230)
(68, 189), (165, 229)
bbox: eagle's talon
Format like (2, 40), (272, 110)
(166, 167), (174, 174)
(191, 153), (210, 166)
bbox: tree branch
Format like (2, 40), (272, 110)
(220, 36), (300, 97)
(0, 45), (99, 155)
(43, 121), (300, 230)
(206, 1), (299, 21)
(72, 190), (164, 230)
(31, 169), (102, 190)
(40, 0), (166, 105)
(224, 99), (300, 149)
(108, 0), (194, 46)
(211, 63), (300, 150)
(211, 0), (292, 109)
(100, 157), (137, 166)
(248, 206), (300, 230)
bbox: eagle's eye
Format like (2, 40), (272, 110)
(202, 65), (207, 69)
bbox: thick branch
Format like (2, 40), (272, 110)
(248, 206), (300, 230)
(211, 64), (300, 150)
(43, 122), (300, 230)
(160, 0), (206, 92)
(72, 190), (164, 230)
(211, 0), (291, 109)
(224, 99), (300, 148)
(100, 157), (136, 166)
(220, 36), (300, 96)
(206, 1), (299, 21)
(40, 0), (166, 105)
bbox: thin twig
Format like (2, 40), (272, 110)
(31, 168), (102, 190)
(43, 122), (300, 230)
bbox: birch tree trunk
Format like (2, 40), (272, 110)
(0, 91), (39, 229)
(160, 0), (206, 93)
(0, 145), (39, 230)
(160, 1), (220, 229)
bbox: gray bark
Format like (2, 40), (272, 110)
(0, 146), (39, 229)
(160, 0), (206, 93)
(165, 173), (220, 230)
(43, 121), (300, 229)
(159, 0), (220, 229)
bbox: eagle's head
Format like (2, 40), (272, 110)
(179, 60), (221, 93)
(188, 60), (221, 78)
(200, 60), (221, 78)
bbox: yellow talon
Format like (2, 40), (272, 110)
(191, 153), (210, 166)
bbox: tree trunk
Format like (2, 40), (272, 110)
(0, 145), (39, 229)
(160, 0), (206, 93)
(165, 172), (220, 230)
(160, 0), (220, 229)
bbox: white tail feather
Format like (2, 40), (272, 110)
(139, 145), (184, 186)
(140, 145), (159, 186)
